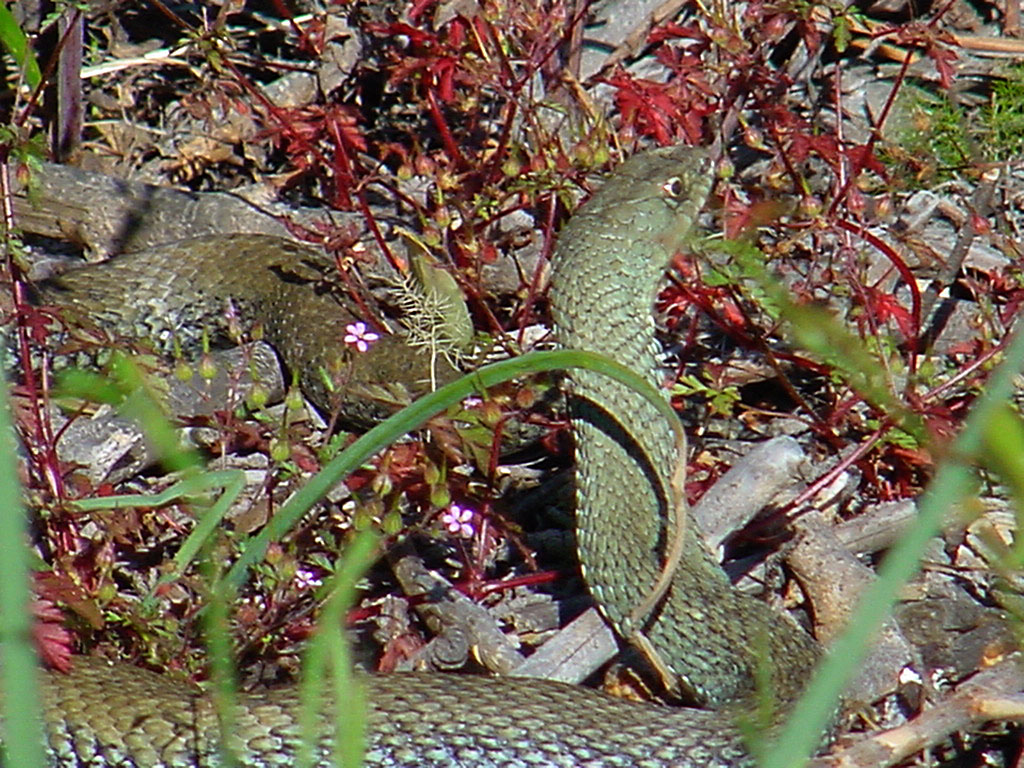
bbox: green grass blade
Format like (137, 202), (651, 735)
(720, 239), (927, 442)
(223, 348), (676, 590)
(296, 529), (379, 768)
(761, 326), (1024, 768)
(0, 374), (46, 766)
(50, 347), (669, 766)
(0, 5), (41, 90)
(202, 554), (242, 768)
(58, 356), (203, 473)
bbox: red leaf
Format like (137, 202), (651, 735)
(611, 74), (668, 143)
(865, 286), (914, 338)
(432, 57), (457, 102)
(30, 598), (72, 672)
(605, 72), (710, 145)
(407, 0), (436, 24)
(845, 144), (886, 179)
(647, 22), (703, 44)
(371, 22), (438, 48)
(926, 42), (958, 90)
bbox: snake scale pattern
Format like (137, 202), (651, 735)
(5, 145), (821, 766)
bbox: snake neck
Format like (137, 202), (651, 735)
(549, 146), (820, 710)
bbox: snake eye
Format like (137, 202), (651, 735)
(662, 176), (685, 197)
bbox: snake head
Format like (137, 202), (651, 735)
(564, 145), (714, 270)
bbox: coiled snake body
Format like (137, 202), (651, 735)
(8, 146), (820, 766)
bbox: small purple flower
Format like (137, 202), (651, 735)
(294, 568), (323, 590)
(441, 504), (475, 538)
(344, 321), (380, 353)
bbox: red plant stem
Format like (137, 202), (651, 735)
(835, 217), (922, 367)
(919, 333), (1012, 404)
(215, 54), (408, 275)
(0, 164), (64, 501)
(781, 321), (1009, 518)
(520, 192), (562, 340)
(17, 335), (63, 501)
(469, 513), (491, 598)
(356, 189), (407, 275)
(266, 0), (317, 55)
(668, 277), (831, 377)
(470, 16), (515, 182)
(425, 79), (465, 168)
(927, 0), (960, 28)
(325, 117), (356, 210)
(824, 33), (913, 221)
(475, 569), (562, 596)
(14, 9), (83, 130)
(781, 422), (889, 518)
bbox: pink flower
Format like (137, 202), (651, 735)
(344, 321), (380, 352)
(440, 504), (475, 538)
(294, 568), (323, 590)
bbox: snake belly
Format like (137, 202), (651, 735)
(7, 146), (820, 767)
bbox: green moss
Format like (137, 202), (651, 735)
(986, 64), (1024, 160)
(884, 65), (1024, 185)
(882, 84), (969, 184)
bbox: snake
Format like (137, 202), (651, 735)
(5, 145), (822, 766)
(30, 232), (462, 428)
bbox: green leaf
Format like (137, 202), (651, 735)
(0, 5), (41, 90)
